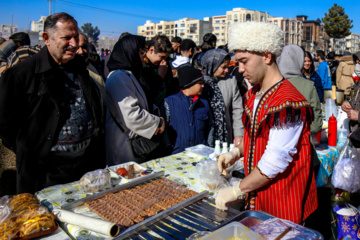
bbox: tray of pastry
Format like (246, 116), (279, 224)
(0, 193), (58, 240)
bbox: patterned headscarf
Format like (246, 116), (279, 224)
(201, 49), (229, 144)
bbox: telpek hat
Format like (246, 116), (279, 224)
(228, 22), (284, 57)
(178, 65), (203, 90)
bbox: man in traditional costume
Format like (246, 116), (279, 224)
(216, 22), (318, 224)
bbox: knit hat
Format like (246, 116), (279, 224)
(228, 22), (284, 57)
(178, 65), (203, 89)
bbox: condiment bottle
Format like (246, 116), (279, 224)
(229, 143), (235, 152)
(221, 142), (228, 154)
(328, 114), (337, 146)
(214, 140), (221, 154)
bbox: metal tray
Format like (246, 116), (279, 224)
(218, 210), (324, 239)
(60, 171), (242, 239)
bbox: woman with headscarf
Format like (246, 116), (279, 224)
(201, 48), (244, 147)
(105, 35), (165, 165)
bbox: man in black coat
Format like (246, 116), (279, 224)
(0, 12), (105, 194)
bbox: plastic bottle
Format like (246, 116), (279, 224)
(221, 142), (228, 154)
(229, 144), (235, 152)
(214, 140), (221, 154)
(328, 114), (337, 147)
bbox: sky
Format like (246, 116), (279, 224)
(0, 0), (359, 39)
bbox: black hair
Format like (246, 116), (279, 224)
(201, 42), (214, 53)
(316, 50), (325, 60)
(217, 44), (229, 53)
(79, 33), (88, 42)
(148, 34), (172, 53)
(303, 51), (314, 74)
(203, 33), (217, 44)
(327, 51), (335, 60)
(180, 39), (196, 52)
(9, 32), (30, 46)
(44, 12), (77, 32)
(119, 32), (131, 41)
(171, 36), (182, 44)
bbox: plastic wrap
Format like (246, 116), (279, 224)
(0, 196), (11, 224)
(198, 161), (229, 191)
(251, 218), (319, 240)
(332, 139), (360, 193)
(79, 169), (112, 194)
(0, 193), (57, 239)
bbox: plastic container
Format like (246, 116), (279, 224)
(325, 98), (337, 120)
(199, 222), (264, 240)
(108, 161), (150, 182)
(221, 142), (228, 154)
(214, 140), (221, 154)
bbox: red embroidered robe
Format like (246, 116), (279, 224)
(243, 79), (318, 224)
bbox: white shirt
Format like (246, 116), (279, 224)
(253, 97), (304, 178)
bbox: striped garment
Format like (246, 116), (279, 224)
(243, 79), (318, 224)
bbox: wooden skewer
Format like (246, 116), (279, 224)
(274, 227), (292, 240)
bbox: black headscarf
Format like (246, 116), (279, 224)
(107, 35), (145, 79)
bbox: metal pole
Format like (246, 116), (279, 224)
(49, 0), (52, 15)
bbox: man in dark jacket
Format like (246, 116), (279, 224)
(0, 12), (105, 194)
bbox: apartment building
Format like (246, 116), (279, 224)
(0, 24), (18, 39)
(31, 16), (47, 42)
(138, 18), (211, 45)
(268, 17), (302, 46)
(346, 33), (360, 53)
(212, 8), (269, 45)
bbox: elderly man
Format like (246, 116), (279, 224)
(216, 22), (318, 224)
(0, 12), (105, 193)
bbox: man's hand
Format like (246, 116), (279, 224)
(215, 181), (246, 210)
(347, 109), (359, 121)
(158, 60), (168, 79)
(217, 147), (240, 176)
(342, 101), (352, 113)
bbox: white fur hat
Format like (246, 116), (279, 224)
(228, 22), (284, 57)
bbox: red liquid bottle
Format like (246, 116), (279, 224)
(328, 114), (337, 147)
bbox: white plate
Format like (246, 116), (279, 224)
(108, 161), (152, 182)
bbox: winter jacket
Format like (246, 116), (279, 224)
(202, 75), (244, 145)
(105, 70), (161, 166)
(0, 47), (105, 193)
(317, 61), (332, 90)
(303, 71), (323, 102)
(162, 91), (212, 154)
(336, 55), (355, 95)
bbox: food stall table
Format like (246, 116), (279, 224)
(35, 151), (212, 239)
(315, 140), (346, 187)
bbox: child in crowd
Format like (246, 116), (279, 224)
(161, 65), (213, 154)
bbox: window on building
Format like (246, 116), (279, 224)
(246, 14), (251, 22)
(222, 20), (226, 23)
(166, 31), (170, 34)
(189, 35), (193, 39)
(181, 24), (185, 27)
(146, 27), (149, 30)
(142, 30), (144, 32)
(215, 33), (219, 36)
(261, 16), (264, 22)
(234, 14), (238, 19)
(158, 26), (162, 30)
(228, 15), (232, 20)
(165, 25), (170, 29)
(175, 24), (178, 27)
(215, 20), (220, 24)
(215, 27), (220, 30)
(180, 29), (185, 33)
(234, 19), (238, 22)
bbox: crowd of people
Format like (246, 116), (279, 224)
(2, 11), (360, 230)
